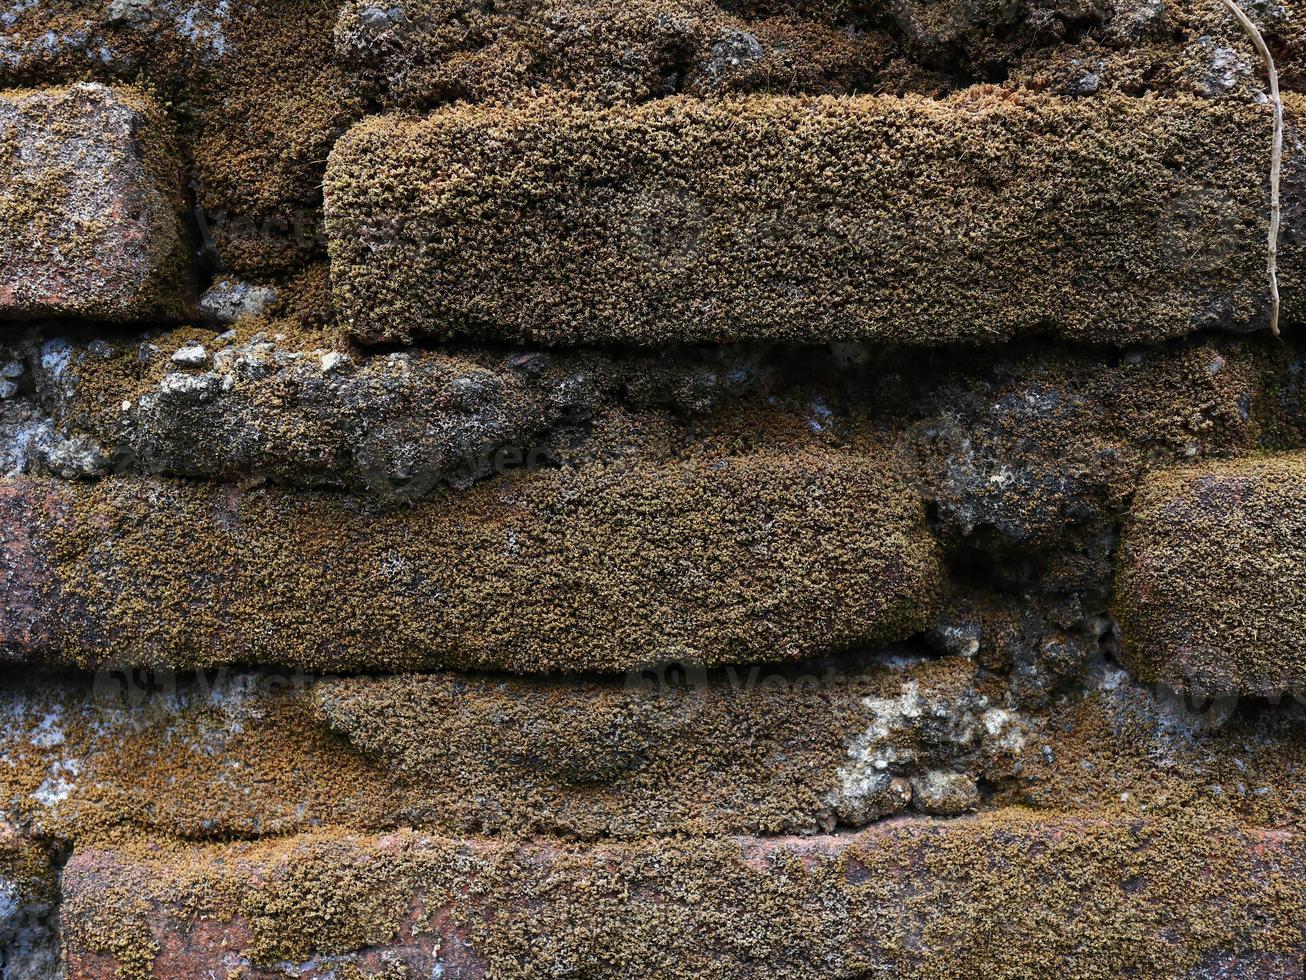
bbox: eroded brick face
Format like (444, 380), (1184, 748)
(1, 0), (1305, 975)
(58, 817), (1306, 977)
(0, 83), (190, 323)
(1115, 453), (1306, 697)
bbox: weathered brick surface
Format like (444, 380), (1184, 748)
(2, 0), (1306, 969)
(2, 327), (1277, 520)
(1115, 452), (1306, 698)
(0, 83), (190, 322)
(326, 92), (1303, 347)
(334, 0), (1306, 110)
(3, 655), (1303, 845)
(0, 480), (62, 659)
(0, 456), (942, 672)
(61, 814), (1306, 978)
(0, 657), (1024, 840)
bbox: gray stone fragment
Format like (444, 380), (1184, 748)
(170, 344), (208, 367)
(104, 0), (155, 27)
(198, 279), (278, 324)
(912, 770), (980, 815)
(704, 28), (765, 81)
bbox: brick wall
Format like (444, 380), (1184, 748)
(0, 1), (1304, 977)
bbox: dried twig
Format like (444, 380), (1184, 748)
(1218, 0), (1283, 335)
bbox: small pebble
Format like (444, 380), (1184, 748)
(172, 344), (208, 367)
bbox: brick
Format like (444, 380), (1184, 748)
(0, 83), (190, 322)
(0, 454), (943, 672)
(3, 652), (1303, 844)
(1114, 452), (1306, 697)
(0, 656), (1019, 840)
(61, 813), (1306, 978)
(4, 327), (786, 498)
(325, 92), (1302, 347)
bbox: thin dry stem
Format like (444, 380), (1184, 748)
(1218, 0), (1282, 336)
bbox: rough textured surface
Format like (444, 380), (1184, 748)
(1007, 0), (1306, 100)
(0, 826), (61, 980)
(2, 655), (1304, 846)
(0, 323), (786, 498)
(0, 329), (1280, 508)
(60, 814), (1306, 979)
(0, 83), (189, 322)
(0, 657), (1029, 841)
(327, 91), (1302, 347)
(0, 454), (943, 671)
(0, 1), (365, 278)
(0, 330), (1293, 720)
(336, 0), (904, 108)
(332, 0), (1306, 110)
(3, 0), (1306, 969)
(1114, 452), (1306, 697)
(188, 0), (366, 276)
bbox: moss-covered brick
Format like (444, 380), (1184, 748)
(0, 451), (943, 672)
(189, 0), (367, 277)
(1114, 452), (1306, 697)
(0, 83), (190, 322)
(4, 655), (1304, 846)
(60, 813), (1306, 979)
(325, 91), (1302, 347)
(0, 657), (1016, 841)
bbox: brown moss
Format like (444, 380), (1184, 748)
(0, 824), (58, 910)
(5, 655), (1306, 858)
(326, 90), (1296, 347)
(890, 338), (1270, 550)
(21, 448), (943, 672)
(0, 2), (365, 278)
(311, 655), (988, 837)
(190, 0), (366, 277)
(0, 2), (194, 92)
(1011, 0), (1306, 99)
(996, 670), (1306, 828)
(1114, 451), (1306, 697)
(0, 659), (980, 844)
(60, 811), (1306, 977)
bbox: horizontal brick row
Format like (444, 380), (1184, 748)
(0, 656), (1022, 841)
(5, 654), (1301, 843)
(0, 454), (942, 672)
(336, 0), (1306, 102)
(326, 92), (1302, 347)
(336, 0), (898, 108)
(61, 813), (1306, 978)
(4, 329), (1275, 524)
